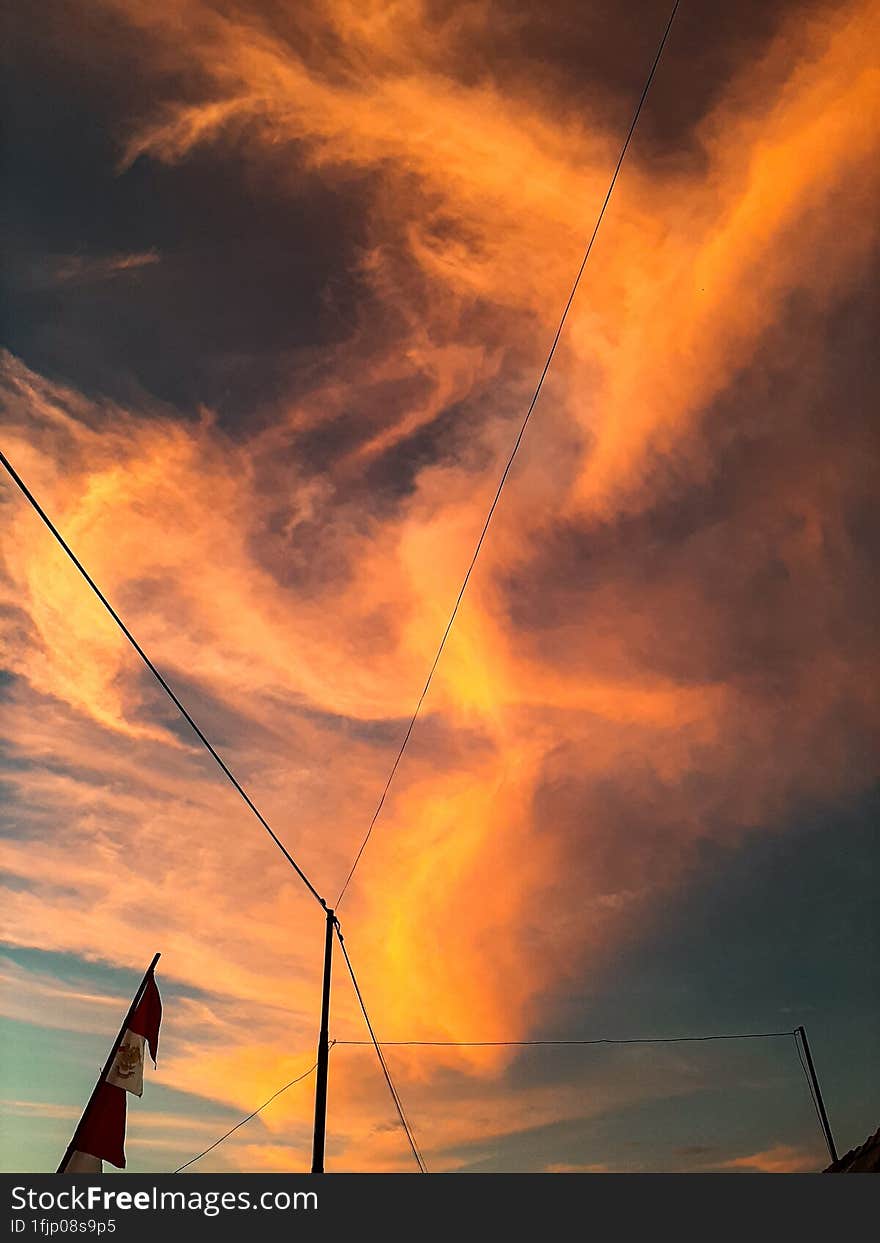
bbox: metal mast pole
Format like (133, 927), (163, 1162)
(797, 1025), (838, 1164)
(310, 908), (335, 1173)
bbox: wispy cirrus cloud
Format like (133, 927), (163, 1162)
(717, 1144), (821, 1173)
(22, 251), (161, 291)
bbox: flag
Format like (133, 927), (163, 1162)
(106, 977), (162, 1096)
(60, 961), (162, 1173)
(64, 1082), (128, 1171)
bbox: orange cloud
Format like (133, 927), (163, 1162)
(719, 1144), (821, 1173)
(2, 0), (878, 1170)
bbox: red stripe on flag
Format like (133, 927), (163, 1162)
(75, 1081), (127, 1169)
(129, 975), (162, 1064)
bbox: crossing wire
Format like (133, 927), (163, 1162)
(0, 449), (326, 912)
(335, 0), (683, 907)
(174, 1026), (829, 1172)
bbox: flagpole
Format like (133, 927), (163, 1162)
(310, 909), (335, 1174)
(57, 952), (161, 1174)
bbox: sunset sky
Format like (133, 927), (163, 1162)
(1, 0), (878, 1173)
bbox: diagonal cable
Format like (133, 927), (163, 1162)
(335, 927), (427, 1172)
(0, 449), (326, 910)
(173, 1054), (325, 1173)
(335, 0), (682, 907)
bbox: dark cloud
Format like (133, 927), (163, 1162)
(0, 22), (371, 420)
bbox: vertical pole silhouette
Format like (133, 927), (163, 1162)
(57, 952), (161, 1173)
(797, 1025), (838, 1163)
(310, 908), (335, 1173)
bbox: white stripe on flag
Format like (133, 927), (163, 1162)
(62, 1151), (103, 1173)
(106, 1029), (146, 1096)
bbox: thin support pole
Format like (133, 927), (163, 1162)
(310, 908), (335, 1173)
(57, 952), (161, 1173)
(797, 1025), (838, 1164)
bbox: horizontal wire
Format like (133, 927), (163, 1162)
(334, 1031), (796, 1046)
(173, 1026), (812, 1174)
(0, 449), (326, 911)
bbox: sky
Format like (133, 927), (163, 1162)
(0, 0), (878, 1174)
